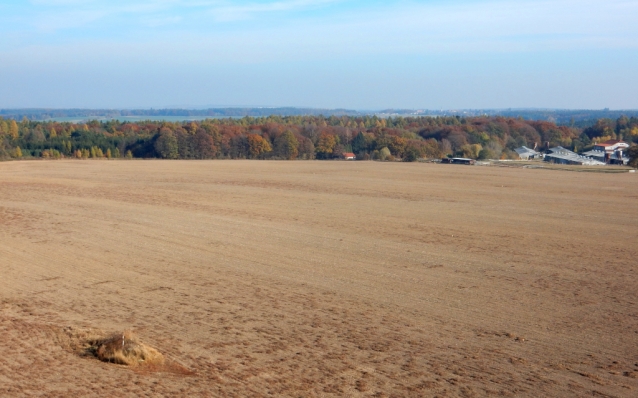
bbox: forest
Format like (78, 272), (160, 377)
(1, 115), (637, 164)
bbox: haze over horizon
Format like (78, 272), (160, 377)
(1, 0), (637, 110)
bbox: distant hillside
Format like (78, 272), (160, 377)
(2, 108), (638, 128)
(0, 108), (362, 121)
(381, 109), (638, 127)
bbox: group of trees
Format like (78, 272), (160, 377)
(1, 115), (637, 163)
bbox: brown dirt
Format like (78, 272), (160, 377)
(0, 159), (637, 397)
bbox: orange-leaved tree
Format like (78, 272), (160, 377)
(247, 134), (272, 159)
(315, 132), (336, 159)
(9, 120), (19, 139)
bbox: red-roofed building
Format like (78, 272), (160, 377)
(342, 152), (356, 160)
(582, 140), (630, 165)
(595, 140), (629, 150)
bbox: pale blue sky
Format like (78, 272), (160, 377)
(0, 0), (637, 109)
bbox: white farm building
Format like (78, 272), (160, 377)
(544, 147), (605, 166)
(514, 146), (542, 160)
(581, 140), (630, 165)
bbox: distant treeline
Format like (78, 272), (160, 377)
(476, 109), (638, 127)
(0, 108), (361, 120)
(1, 115), (637, 163)
(3, 108), (638, 126)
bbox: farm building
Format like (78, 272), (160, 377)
(440, 157), (476, 165)
(581, 140), (630, 165)
(342, 152), (356, 160)
(514, 146), (542, 160)
(544, 146), (605, 166)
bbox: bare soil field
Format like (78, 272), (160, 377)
(1, 160), (637, 397)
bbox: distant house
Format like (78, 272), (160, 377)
(581, 140), (630, 165)
(440, 157), (475, 165)
(514, 146), (541, 160)
(451, 157), (475, 165)
(544, 146), (605, 166)
(342, 152), (356, 160)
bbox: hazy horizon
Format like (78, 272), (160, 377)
(1, 1), (637, 109)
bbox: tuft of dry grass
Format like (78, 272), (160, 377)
(92, 331), (164, 367)
(56, 326), (191, 373)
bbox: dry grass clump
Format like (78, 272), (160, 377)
(92, 331), (164, 367)
(57, 326), (191, 373)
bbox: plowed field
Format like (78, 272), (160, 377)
(1, 160), (637, 397)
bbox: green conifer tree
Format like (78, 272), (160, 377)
(352, 132), (367, 154)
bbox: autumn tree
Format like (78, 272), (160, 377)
(403, 140), (435, 161)
(154, 129), (179, 159)
(315, 132), (336, 159)
(192, 129), (216, 159)
(379, 147), (391, 161)
(274, 130), (298, 160)
(388, 136), (407, 158)
(297, 136), (315, 160)
(9, 120), (19, 139)
(229, 135), (248, 158)
(403, 145), (420, 162)
(247, 134), (272, 159)
(0, 120), (8, 136)
(478, 148), (495, 160)
(461, 144), (482, 159)
(25, 127), (45, 144)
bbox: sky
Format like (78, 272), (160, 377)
(0, 0), (637, 110)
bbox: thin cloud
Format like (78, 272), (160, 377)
(207, 0), (341, 22)
(31, 10), (110, 32)
(141, 15), (183, 27)
(22, 0), (343, 32)
(4, 0), (637, 65)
